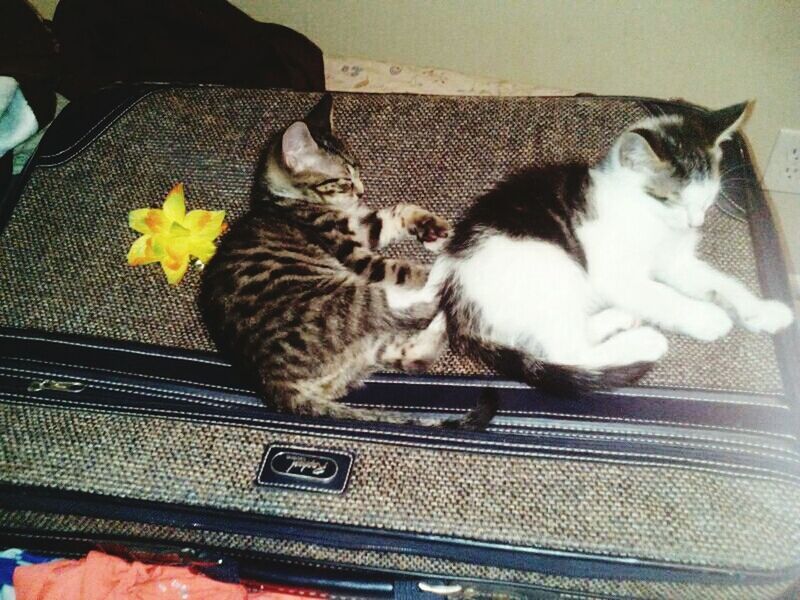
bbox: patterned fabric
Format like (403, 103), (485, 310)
(3, 404), (799, 572)
(0, 512), (794, 600)
(324, 56), (573, 97)
(0, 88), (785, 396)
(0, 548), (56, 600)
(12, 54), (566, 176)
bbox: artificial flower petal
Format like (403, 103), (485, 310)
(184, 209), (226, 238)
(160, 234), (190, 258)
(126, 235), (160, 266)
(148, 235), (167, 259)
(162, 183), (186, 223)
(188, 238), (218, 264)
(161, 247), (190, 285)
(129, 208), (167, 235)
(169, 221), (191, 237)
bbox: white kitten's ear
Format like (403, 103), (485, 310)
(618, 130), (666, 172)
(282, 121), (319, 172)
(708, 102), (750, 145)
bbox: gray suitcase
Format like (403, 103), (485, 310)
(0, 85), (798, 598)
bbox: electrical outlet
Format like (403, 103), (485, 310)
(764, 129), (800, 194)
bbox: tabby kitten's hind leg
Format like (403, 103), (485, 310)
(265, 327), (444, 423)
(378, 313), (447, 373)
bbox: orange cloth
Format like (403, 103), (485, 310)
(14, 551), (320, 600)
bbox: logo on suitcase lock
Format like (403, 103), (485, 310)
(256, 445), (354, 494)
(271, 451), (337, 481)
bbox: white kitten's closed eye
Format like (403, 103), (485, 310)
(439, 101), (789, 399)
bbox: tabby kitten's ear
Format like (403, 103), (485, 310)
(282, 121), (320, 173)
(706, 102), (750, 145)
(618, 130), (667, 172)
(304, 93), (334, 134)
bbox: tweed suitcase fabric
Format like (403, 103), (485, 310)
(0, 87), (786, 397)
(1, 87), (799, 596)
(0, 511), (795, 600)
(3, 405), (800, 574)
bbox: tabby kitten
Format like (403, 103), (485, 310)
(199, 94), (496, 428)
(429, 102), (794, 394)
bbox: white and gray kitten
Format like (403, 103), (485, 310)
(428, 103), (795, 394)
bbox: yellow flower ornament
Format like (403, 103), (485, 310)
(127, 184), (227, 285)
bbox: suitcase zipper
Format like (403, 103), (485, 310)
(1, 485), (797, 589)
(27, 378), (86, 393)
(1, 366), (799, 481)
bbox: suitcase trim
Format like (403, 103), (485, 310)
(2, 327), (797, 442)
(3, 485), (800, 586)
(3, 359), (799, 484)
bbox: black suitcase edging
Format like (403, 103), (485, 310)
(2, 327), (797, 442)
(2, 485), (799, 588)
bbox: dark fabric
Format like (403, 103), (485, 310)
(52, 0), (326, 99)
(393, 581), (440, 599)
(0, 0), (57, 127)
(0, 152), (9, 197)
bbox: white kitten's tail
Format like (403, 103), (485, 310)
(462, 337), (653, 396)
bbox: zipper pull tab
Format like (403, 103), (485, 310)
(418, 583), (464, 596)
(27, 379), (86, 393)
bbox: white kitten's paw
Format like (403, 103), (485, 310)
(741, 300), (794, 334)
(625, 326), (669, 362)
(588, 308), (639, 343)
(680, 304), (733, 341)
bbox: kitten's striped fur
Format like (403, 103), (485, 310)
(199, 95), (497, 428)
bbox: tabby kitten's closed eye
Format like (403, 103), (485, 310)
(198, 94), (497, 428)
(427, 102), (794, 395)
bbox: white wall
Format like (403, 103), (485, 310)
(230, 0), (799, 172)
(30, 0), (799, 168)
(29, 0), (800, 276)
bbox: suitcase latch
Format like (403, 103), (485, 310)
(27, 379), (86, 393)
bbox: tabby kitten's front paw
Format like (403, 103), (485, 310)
(740, 300), (794, 334)
(409, 210), (451, 253)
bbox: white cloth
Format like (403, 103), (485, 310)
(0, 76), (38, 157)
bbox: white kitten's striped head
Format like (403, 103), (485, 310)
(611, 103), (749, 229)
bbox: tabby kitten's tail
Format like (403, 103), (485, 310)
(458, 336), (652, 397)
(267, 383), (499, 431)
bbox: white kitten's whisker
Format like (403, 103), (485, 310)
(439, 103), (791, 394)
